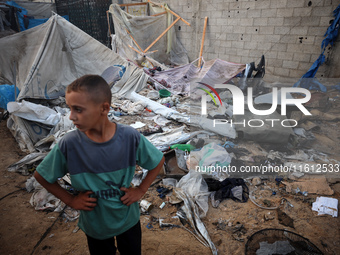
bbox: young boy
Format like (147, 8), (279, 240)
(34, 75), (165, 255)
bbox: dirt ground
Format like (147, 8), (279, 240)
(1, 103), (340, 255)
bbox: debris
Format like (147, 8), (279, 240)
(252, 177), (262, 186)
(140, 200), (154, 213)
(130, 121), (146, 129)
(283, 176), (334, 195)
(277, 208), (294, 228)
(312, 196), (338, 217)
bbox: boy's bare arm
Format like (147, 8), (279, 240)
(120, 156), (165, 206)
(34, 171), (97, 211)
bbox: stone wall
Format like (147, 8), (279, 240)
(116, 0), (340, 82)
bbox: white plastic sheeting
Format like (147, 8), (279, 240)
(0, 14), (146, 100)
(109, 3), (189, 66)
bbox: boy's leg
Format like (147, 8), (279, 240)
(86, 234), (117, 255)
(116, 221), (142, 255)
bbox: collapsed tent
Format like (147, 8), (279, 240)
(0, 14), (147, 100)
(109, 2), (189, 66)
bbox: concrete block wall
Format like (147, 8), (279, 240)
(118, 0), (340, 82)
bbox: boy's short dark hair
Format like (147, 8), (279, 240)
(67, 75), (112, 105)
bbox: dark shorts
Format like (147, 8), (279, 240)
(86, 221), (141, 255)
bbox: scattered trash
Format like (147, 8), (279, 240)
(140, 200), (154, 213)
(130, 121), (146, 129)
(312, 196), (338, 217)
(277, 208), (294, 228)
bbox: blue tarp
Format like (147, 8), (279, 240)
(0, 85), (20, 110)
(294, 4), (340, 91)
(5, 1), (68, 31)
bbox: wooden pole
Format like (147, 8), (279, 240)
(198, 17), (208, 68)
(118, 3), (148, 7)
(151, 11), (167, 17)
(106, 11), (111, 38)
(126, 29), (144, 53)
(143, 17), (180, 53)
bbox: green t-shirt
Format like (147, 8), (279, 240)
(37, 123), (163, 239)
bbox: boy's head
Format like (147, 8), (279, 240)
(66, 75), (112, 105)
(65, 75), (112, 132)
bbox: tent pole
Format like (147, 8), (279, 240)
(198, 17), (208, 68)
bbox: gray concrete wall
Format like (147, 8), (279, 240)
(116, 0), (340, 82)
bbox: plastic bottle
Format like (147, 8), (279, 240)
(170, 144), (195, 152)
(113, 110), (127, 116)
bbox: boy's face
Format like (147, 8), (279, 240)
(65, 90), (105, 132)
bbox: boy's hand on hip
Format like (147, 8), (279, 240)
(120, 187), (144, 206)
(69, 191), (97, 211)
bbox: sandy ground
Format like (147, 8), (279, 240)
(1, 95), (340, 255)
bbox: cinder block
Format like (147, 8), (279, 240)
(259, 26), (274, 35)
(257, 42), (272, 50)
(274, 67), (290, 77)
(231, 41), (245, 49)
(282, 60), (299, 69)
(293, 52), (311, 62)
(237, 48), (250, 56)
(247, 9), (262, 18)
(265, 34), (281, 43)
(241, 1), (256, 10)
(312, 6), (333, 16)
(241, 56), (254, 64)
(245, 27), (260, 34)
(216, 18), (227, 26)
(278, 51), (294, 60)
(320, 17), (333, 26)
(289, 69), (306, 78)
(221, 40), (232, 48)
(255, 0), (271, 9)
(248, 50), (263, 58)
(277, 8), (294, 17)
(251, 34), (266, 42)
(301, 16), (321, 26)
(209, 25), (222, 33)
(271, 43), (288, 52)
(268, 17), (284, 26)
(302, 44), (320, 54)
(265, 51), (278, 59)
(287, 0), (305, 8)
(261, 9), (278, 18)
(244, 41), (258, 50)
(293, 8), (312, 17)
(240, 18), (254, 26)
(270, 0), (287, 8)
(241, 34), (252, 42)
(253, 18), (268, 26)
(227, 18), (242, 26)
(296, 36), (315, 45)
(287, 43), (304, 52)
(229, 2), (240, 10)
(234, 9), (248, 18)
(226, 33), (240, 41)
(228, 55), (242, 63)
(274, 26), (290, 35)
(279, 35), (297, 43)
(308, 26), (328, 36)
(290, 27), (308, 36)
(266, 58), (283, 67)
(235, 26), (246, 34)
(216, 33), (227, 41)
(283, 17), (302, 26)
(298, 62), (312, 71)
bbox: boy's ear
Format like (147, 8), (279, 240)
(101, 102), (111, 114)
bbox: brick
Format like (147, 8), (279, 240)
(279, 35), (297, 43)
(320, 17), (333, 26)
(261, 9), (278, 18)
(257, 42), (272, 50)
(229, 2), (240, 10)
(219, 25), (234, 34)
(245, 26), (260, 34)
(226, 33), (240, 41)
(264, 51), (278, 59)
(259, 26), (274, 35)
(298, 62), (312, 71)
(293, 52), (311, 62)
(244, 41), (258, 50)
(253, 18), (268, 26)
(241, 34), (252, 42)
(241, 1), (256, 10)
(229, 55), (242, 63)
(241, 56), (255, 63)
(221, 41), (232, 48)
(312, 6), (334, 16)
(247, 9), (262, 18)
(255, 0), (271, 9)
(287, 43), (304, 52)
(209, 25), (222, 33)
(301, 16), (321, 26)
(227, 18), (242, 26)
(251, 34), (267, 42)
(265, 34), (281, 42)
(231, 41), (245, 49)
(248, 50), (263, 58)
(216, 18), (227, 26)
(274, 67), (290, 77)
(287, 0), (305, 8)
(296, 36), (315, 45)
(266, 58), (283, 67)
(283, 17), (302, 26)
(278, 51), (294, 60)
(308, 26), (328, 36)
(237, 48), (249, 56)
(271, 43), (288, 52)
(302, 44), (320, 54)
(274, 26), (291, 35)
(240, 18), (254, 26)
(216, 33), (227, 41)
(217, 3), (229, 11)
(282, 60), (299, 69)
(289, 69), (306, 78)
(268, 17), (284, 26)
(290, 27), (308, 36)
(235, 10), (248, 18)
(235, 26), (246, 34)
(270, 0), (287, 8)
(293, 7), (312, 17)
(277, 8), (294, 17)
